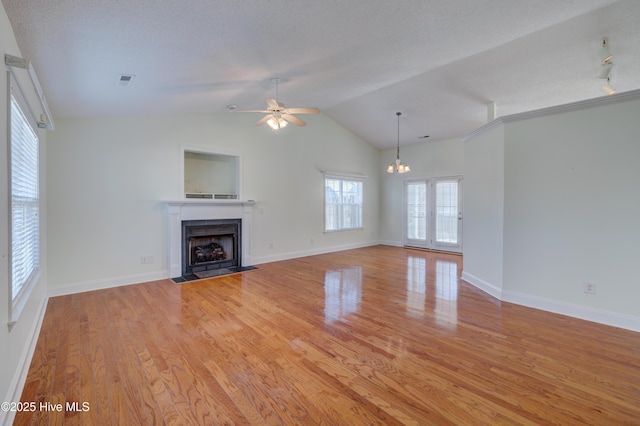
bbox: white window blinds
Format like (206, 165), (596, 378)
(324, 176), (363, 231)
(10, 91), (40, 320)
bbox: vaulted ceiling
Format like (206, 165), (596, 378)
(3, 0), (639, 149)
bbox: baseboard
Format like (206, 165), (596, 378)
(47, 242), (384, 296)
(1, 294), (48, 426)
(46, 252), (640, 333)
(48, 270), (169, 297)
(502, 290), (640, 332)
(251, 241), (380, 265)
(460, 271), (640, 332)
(460, 270), (503, 299)
(378, 240), (403, 247)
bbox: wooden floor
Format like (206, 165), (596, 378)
(16, 246), (640, 425)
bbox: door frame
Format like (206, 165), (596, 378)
(403, 175), (463, 254)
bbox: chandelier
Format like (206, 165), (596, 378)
(387, 112), (410, 174)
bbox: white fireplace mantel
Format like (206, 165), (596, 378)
(165, 200), (255, 278)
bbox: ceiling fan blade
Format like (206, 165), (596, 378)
(282, 113), (307, 127)
(265, 98), (284, 110)
(285, 107), (320, 114)
(234, 109), (271, 113)
(256, 115), (271, 126)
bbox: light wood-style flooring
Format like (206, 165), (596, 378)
(16, 246), (640, 425)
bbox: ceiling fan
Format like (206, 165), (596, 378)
(235, 78), (320, 129)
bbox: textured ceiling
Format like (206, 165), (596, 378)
(3, 0), (639, 148)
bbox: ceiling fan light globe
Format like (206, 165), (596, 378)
(267, 116), (287, 130)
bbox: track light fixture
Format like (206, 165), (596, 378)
(598, 38), (613, 64)
(597, 38), (616, 95)
(602, 77), (616, 95)
(387, 112), (410, 174)
(597, 38), (614, 79)
(597, 62), (613, 79)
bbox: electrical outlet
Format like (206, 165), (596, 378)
(141, 256), (154, 264)
(584, 282), (596, 295)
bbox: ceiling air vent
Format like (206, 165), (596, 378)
(116, 74), (135, 87)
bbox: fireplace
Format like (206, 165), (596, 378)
(181, 219), (241, 276)
(166, 200), (254, 280)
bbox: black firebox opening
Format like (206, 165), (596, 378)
(181, 219), (241, 277)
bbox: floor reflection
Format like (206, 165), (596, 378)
(404, 254), (460, 327)
(435, 259), (458, 327)
(324, 266), (362, 323)
(406, 256), (427, 315)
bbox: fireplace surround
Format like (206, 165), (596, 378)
(166, 200), (254, 279)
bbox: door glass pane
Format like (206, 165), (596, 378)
(407, 182), (427, 241)
(435, 181), (458, 244)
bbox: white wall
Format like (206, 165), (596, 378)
(0, 5), (49, 425)
(463, 96), (640, 330)
(461, 123), (505, 297)
(503, 98), (640, 321)
(379, 138), (465, 245)
(46, 113), (380, 290)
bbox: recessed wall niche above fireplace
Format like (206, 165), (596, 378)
(182, 219), (241, 276)
(183, 149), (240, 200)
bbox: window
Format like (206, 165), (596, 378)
(9, 89), (40, 325)
(324, 176), (363, 231)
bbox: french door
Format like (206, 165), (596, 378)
(404, 177), (462, 253)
